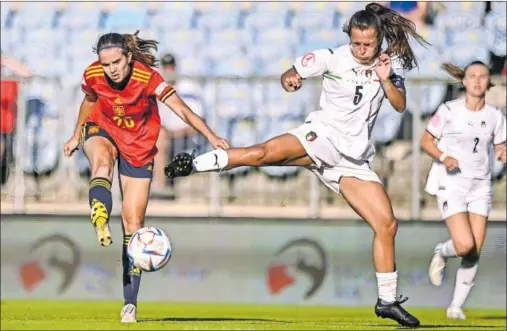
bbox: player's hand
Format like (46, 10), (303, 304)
(375, 53), (392, 82)
(443, 156), (460, 171)
(63, 135), (80, 157)
(210, 135), (230, 150)
(495, 147), (507, 164)
(281, 69), (302, 92)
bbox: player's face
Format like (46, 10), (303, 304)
(350, 27), (378, 64)
(99, 48), (132, 83)
(463, 64), (490, 98)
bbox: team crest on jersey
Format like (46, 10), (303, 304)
(88, 126), (100, 135)
(442, 201), (448, 212)
(114, 97), (121, 104)
(306, 131), (318, 142)
(481, 121), (486, 128)
(113, 106), (125, 117)
(301, 53), (315, 67)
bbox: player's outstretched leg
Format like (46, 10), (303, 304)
(339, 177), (420, 328)
(164, 134), (311, 178)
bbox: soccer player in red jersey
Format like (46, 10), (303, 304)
(63, 31), (228, 322)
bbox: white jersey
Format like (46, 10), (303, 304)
(293, 45), (405, 161)
(426, 98), (506, 182)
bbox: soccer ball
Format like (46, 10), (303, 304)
(127, 227), (172, 272)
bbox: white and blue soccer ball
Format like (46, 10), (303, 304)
(127, 227), (172, 272)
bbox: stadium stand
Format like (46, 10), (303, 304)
(0, 1), (505, 210)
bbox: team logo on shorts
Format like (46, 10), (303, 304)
(481, 121), (486, 128)
(113, 106), (125, 117)
(306, 131), (318, 142)
(442, 201), (448, 212)
(88, 126), (100, 134)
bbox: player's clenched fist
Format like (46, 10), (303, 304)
(495, 147), (507, 164)
(443, 156), (460, 172)
(63, 135), (80, 157)
(281, 68), (302, 92)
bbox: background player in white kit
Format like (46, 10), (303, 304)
(165, 4), (429, 328)
(421, 61), (507, 320)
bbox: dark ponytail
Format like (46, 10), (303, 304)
(343, 3), (430, 71)
(94, 30), (159, 67)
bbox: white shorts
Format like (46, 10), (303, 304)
(436, 176), (492, 219)
(288, 119), (381, 195)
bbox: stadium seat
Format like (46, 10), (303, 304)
(59, 3), (102, 30)
(11, 3), (57, 30)
(371, 102), (405, 145)
(1, 28), (24, 54)
(225, 116), (258, 176)
(255, 28), (298, 50)
(199, 44), (245, 76)
(150, 7), (195, 31)
(176, 55), (207, 77)
(1, 2), (12, 29)
(196, 9), (241, 31)
(24, 28), (67, 57)
(484, 11), (507, 57)
(103, 8), (148, 32)
(291, 2), (338, 13)
(491, 1), (507, 15)
(405, 50), (449, 117)
(444, 43), (490, 69)
(158, 29), (206, 59)
(291, 11), (336, 32)
(208, 29), (249, 49)
(206, 81), (253, 118)
(301, 28), (345, 51)
(434, 11), (482, 46)
(23, 99), (60, 174)
(435, 2), (486, 18)
(211, 57), (254, 78)
(448, 27), (489, 48)
(243, 10), (289, 35)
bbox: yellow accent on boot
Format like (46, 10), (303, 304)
(91, 198), (112, 247)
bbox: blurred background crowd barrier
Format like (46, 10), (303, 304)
(1, 1), (506, 220)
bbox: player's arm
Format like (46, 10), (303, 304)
(163, 93), (227, 147)
(420, 105), (459, 170)
(150, 75), (229, 149)
(281, 49), (332, 92)
(493, 111), (507, 163)
(377, 54), (406, 112)
(72, 94), (96, 140)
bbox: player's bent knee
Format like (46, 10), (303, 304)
(374, 216), (398, 238)
(454, 241), (475, 257)
(91, 157), (114, 178)
(249, 145), (269, 166)
(122, 216), (143, 235)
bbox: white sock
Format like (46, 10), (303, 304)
(376, 271), (398, 303)
(450, 260), (478, 308)
(192, 149), (228, 172)
(439, 239), (458, 258)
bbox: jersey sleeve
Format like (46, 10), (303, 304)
(80, 73), (96, 98)
(426, 104), (449, 139)
(388, 56), (405, 89)
(293, 49), (333, 79)
(147, 71), (175, 103)
(493, 111), (507, 145)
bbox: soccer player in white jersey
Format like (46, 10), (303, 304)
(421, 61), (507, 320)
(165, 4), (429, 327)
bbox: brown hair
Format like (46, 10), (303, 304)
(94, 30), (159, 67)
(441, 61), (494, 89)
(343, 3), (430, 71)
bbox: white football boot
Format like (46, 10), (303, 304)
(429, 243), (447, 286)
(120, 304), (137, 323)
(447, 306), (466, 320)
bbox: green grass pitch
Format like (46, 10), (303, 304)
(1, 301), (505, 330)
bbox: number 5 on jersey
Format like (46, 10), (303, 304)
(354, 86), (363, 105)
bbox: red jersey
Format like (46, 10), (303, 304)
(81, 60), (175, 167)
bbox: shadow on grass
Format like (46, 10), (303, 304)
(139, 317), (292, 323)
(395, 325), (502, 329)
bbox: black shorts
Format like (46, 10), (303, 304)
(81, 122), (154, 179)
